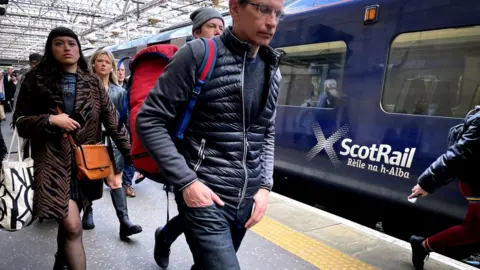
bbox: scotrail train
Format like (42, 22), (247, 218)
(85, 0), (480, 243)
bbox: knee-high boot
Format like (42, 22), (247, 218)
(110, 187), (143, 240)
(82, 200), (95, 230)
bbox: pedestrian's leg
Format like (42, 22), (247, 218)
(122, 163), (136, 197)
(154, 214), (185, 268)
(230, 201), (254, 252)
(153, 192), (185, 268)
(108, 172), (143, 239)
(182, 204), (240, 270)
(54, 225), (67, 270)
(81, 199), (94, 230)
(57, 200), (86, 270)
(426, 203), (480, 251)
(160, 214), (185, 245)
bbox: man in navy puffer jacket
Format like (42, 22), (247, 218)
(136, 0), (285, 269)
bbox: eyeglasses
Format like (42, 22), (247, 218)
(243, 0), (286, 21)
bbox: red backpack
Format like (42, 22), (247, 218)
(127, 39), (218, 184)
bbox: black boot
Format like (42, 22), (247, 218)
(110, 187), (143, 240)
(154, 226), (171, 268)
(410, 235), (430, 270)
(82, 202), (95, 230)
(53, 252), (67, 270)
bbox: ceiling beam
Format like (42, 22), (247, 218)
(80, 0), (169, 37)
(7, 12), (69, 22)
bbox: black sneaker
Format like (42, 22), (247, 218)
(410, 235), (430, 270)
(154, 227), (171, 269)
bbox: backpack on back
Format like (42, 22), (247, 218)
(127, 44), (178, 182)
(127, 38), (218, 184)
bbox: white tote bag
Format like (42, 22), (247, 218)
(0, 129), (34, 231)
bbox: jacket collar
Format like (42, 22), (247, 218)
(76, 68), (88, 81)
(220, 26), (283, 67)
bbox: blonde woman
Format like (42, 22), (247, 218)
(82, 50), (142, 239)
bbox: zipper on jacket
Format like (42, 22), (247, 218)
(194, 138), (206, 172)
(238, 53), (249, 208)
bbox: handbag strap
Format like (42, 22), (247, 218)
(56, 107), (78, 149)
(7, 129), (22, 163)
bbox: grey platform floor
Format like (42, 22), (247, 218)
(0, 181), (316, 270)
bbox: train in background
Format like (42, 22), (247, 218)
(87, 0), (480, 245)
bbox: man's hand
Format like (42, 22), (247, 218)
(408, 184), (429, 199)
(245, 188), (270, 229)
(182, 180), (224, 208)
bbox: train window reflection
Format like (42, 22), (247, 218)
(382, 26), (480, 118)
(277, 41), (347, 108)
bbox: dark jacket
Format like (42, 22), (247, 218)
(107, 83), (127, 116)
(418, 109), (480, 195)
(105, 83), (128, 172)
(136, 27), (282, 208)
(0, 128), (6, 168)
(14, 69), (131, 219)
(3, 72), (15, 102)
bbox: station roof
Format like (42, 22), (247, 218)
(0, 0), (230, 61)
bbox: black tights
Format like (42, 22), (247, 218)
(56, 200), (86, 270)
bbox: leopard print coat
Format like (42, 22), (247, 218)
(13, 68), (131, 219)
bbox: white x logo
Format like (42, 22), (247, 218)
(306, 122), (349, 168)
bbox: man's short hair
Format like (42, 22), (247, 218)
(29, 53), (42, 63)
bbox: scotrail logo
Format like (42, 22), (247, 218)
(306, 122), (349, 168)
(306, 122), (417, 179)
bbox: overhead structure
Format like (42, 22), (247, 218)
(0, 0), (229, 61)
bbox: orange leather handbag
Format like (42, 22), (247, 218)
(58, 108), (112, 181)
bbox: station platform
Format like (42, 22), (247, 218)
(0, 119), (475, 270)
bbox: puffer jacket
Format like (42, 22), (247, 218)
(418, 109), (480, 196)
(136, 27), (282, 208)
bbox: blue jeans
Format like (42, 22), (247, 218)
(122, 163), (135, 186)
(177, 195), (254, 270)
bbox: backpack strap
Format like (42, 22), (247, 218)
(175, 38), (218, 140)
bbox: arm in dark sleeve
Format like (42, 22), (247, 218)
(99, 84), (131, 161)
(260, 71), (282, 191)
(418, 118), (480, 193)
(13, 74), (60, 139)
(260, 108), (276, 191)
(136, 42), (202, 190)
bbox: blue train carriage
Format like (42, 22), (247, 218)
(98, 0), (480, 241)
(270, 0), (480, 237)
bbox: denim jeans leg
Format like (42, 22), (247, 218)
(229, 199), (254, 252)
(182, 204), (241, 270)
(122, 163), (135, 186)
(161, 214), (185, 246)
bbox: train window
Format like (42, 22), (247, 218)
(382, 26), (480, 118)
(277, 41), (347, 108)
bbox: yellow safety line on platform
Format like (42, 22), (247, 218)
(251, 216), (377, 270)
